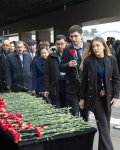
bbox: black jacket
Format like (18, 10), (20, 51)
(80, 55), (120, 112)
(44, 53), (60, 100)
(0, 56), (3, 90)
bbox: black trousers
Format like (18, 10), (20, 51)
(59, 80), (67, 108)
(66, 94), (89, 122)
(93, 97), (114, 150)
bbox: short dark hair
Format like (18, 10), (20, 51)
(55, 34), (66, 42)
(68, 25), (82, 34)
(37, 45), (48, 56)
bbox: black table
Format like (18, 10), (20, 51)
(0, 127), (97, 150)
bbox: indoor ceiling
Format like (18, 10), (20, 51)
(0, 0), (88, 27)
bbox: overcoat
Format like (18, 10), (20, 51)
(80, 55), (120, 112)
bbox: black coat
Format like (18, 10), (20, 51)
(0, 56), (3, 90)
(80, 55), (120, 112)
(44, 53), (60, 100)
(0, 49), (10, 82)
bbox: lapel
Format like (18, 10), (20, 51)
(104, 55), (111, 78)
(14, 52), (23, 69)
(23, 53), (26, 68)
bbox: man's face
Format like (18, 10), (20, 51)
(2, 40), (10, 52)
(55, 39), (66, 53)
(69, 32), (82, 46)
(15, 43), (25, 54)
(28, 44), (36, 52)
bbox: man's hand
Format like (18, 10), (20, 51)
(68, 60), (77, 67)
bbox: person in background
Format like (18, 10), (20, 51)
(32, 45), (49, 96)
(26, 39), (38, 59)
(44, 34), (67, 108)
(39, 40), (50, 50)
(0, 56), (4, 92)
(0, 38), (3, 50)
(106, 41), (116, 56)
(5, 41), (32, 92)
(9, 41), (15, 52)
(0, 40), (10, 91)
(60, 25), (88, 121)
(79, 37), (120, 150)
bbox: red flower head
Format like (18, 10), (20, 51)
(69, 49), (75, 55)
(40, 124), (44, 129)
(7, 128), (21, 143)
(27, 121), (32, 129)
(35, 125), (42, 137)
(0, 99), (6, 107)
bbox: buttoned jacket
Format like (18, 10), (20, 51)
(80, 55), (120, 112)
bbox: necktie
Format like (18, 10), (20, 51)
(76, 49), (81, 61)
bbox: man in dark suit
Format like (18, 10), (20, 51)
(0, 40), (10, 91)
(0, 56), (4, 92)
(5, 41), (32, 92)
(60, 25), (88, 121)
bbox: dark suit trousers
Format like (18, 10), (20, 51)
(93, 97), (114, 150)
(67, 94), (88, 122)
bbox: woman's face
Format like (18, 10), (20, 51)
(40, 49), (49, 59)
(92, 40), (105, 58)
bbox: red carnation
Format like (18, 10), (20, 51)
(69, 49), (75, 55)
(27, 121), (32, 129)
(35, 125), (42, 137)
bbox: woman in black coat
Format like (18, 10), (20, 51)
(79, 37), (120, 150)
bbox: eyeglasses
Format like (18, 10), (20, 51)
(56, 43), (65, 46)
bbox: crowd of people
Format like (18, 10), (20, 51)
(0, 25), (120, 150)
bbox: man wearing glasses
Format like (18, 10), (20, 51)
(44, 35), (67, 108)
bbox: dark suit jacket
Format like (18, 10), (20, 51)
(80, 55), (120, 112)
(5, 51), (32, 91)
(60, 43), (86, 95)
(0, 49), (10, 82)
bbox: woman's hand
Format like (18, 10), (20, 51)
(79, 99), (85, 109)
(44, 91), (49, 97)
(110, 98), (117, 107)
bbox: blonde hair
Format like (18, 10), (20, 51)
(80, 37), (111, 69)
